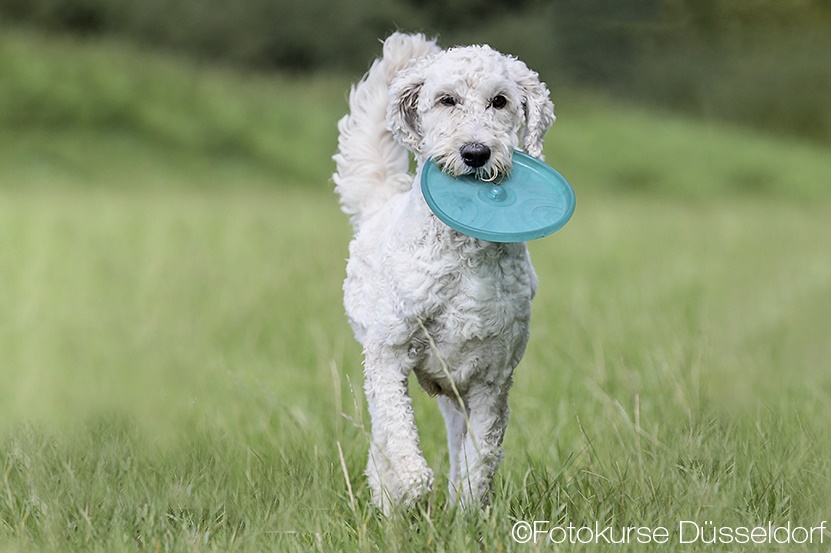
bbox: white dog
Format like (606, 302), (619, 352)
(333, 32), (554, 514)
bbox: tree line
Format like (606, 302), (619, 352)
(2, 0), (829, 142)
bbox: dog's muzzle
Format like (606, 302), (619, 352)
(460, 143), (491, 169)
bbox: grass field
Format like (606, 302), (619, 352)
(1, 28), (830, 551)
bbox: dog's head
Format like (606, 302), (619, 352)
(388, 44), (554, 180)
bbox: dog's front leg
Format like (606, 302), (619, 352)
(456, 381), (511, 509)
(363, 346), (433, 514)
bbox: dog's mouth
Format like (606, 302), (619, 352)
(435, 156), (512, 184)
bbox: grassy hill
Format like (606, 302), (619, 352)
(2, 27), (830, 199)
(1, 28), (830, 552)
(0, 27), (345, 190)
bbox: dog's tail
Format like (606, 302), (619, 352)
(333, 33), (439, 230)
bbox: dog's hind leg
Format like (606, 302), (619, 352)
(363, 346), (433, 514)
(456, 382), (511, 508)
(438, 394), (467, 504)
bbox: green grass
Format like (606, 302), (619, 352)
(2, 28), (831, 551)
(0, 27), (345, 191)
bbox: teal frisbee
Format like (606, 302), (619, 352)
(421, 150), (576, 243)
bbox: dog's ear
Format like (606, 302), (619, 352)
(507, 58), (555, 159)
(387, 63), (427, 155)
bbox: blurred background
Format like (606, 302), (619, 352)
(2, 0), (831, 143)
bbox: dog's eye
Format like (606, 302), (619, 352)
(490, 94), (508, 109)
(439, 96), (457, 107)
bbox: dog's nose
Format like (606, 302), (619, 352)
(460, 143), (491, 168)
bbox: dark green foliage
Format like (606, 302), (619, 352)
(1, 0), (830, 139)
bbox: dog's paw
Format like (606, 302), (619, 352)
(372, 461), (434, 516)
(397, 464), (434, 507)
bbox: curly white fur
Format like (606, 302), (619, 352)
(333, 33), (555, 514)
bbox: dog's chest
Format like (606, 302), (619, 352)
(344, 190), (537, 383)
(394, 226), (536, 392)
(390, 225), (535, 325)
(435, 240), (533, 336)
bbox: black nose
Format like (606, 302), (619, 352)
(460, 143), (491, 168)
